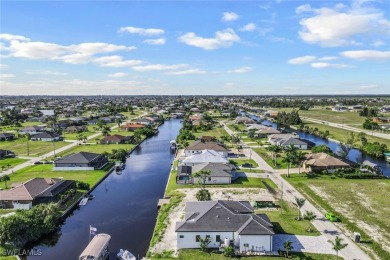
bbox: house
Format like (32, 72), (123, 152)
(185, 141), (229, 158)
(54, 152), (108, 171)
(189, 113), (202, 122)
(176, 200), (274, 252)
(268, 134), (296, 144)
(235, 116), (256, 125)
(373, 117), (390, 123)
(0, 133), (15, 141)
(135, 118), (153, 126)
(100, 134), (133, 144)
(19, 126), (45, 135)
(66, 125), (87, 133)
(0, 149), (16, 159)
(303, 153), (354, 173)
(181, 150), (229, 166)
(270, 136), (308, 150)
(120, 123), (145, 131)
(177, 163), (235, 185)
(30, 132), (61, 142)
(0, 178), (75, 210)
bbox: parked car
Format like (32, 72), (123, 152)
(325, 212), (339, 222)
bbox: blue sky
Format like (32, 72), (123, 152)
(0, 0), (389, 95)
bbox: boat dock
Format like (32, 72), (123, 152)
(79, 197), (88, 206)
(157, 198), (170, 209)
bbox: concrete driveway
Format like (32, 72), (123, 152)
(273, 234), (335, 255)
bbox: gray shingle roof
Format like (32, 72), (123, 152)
(185, 141), (228, 152)
(176, 200), (274, 235)
(55, 152), (103, 164)
(191, 163), (234, 177)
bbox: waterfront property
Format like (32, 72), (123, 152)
(302, 153), (354, 173)
(175, 200), (274, 253)
(177, 162), (235, 185)
(184, 141), (229, 158)
(120, 123), (145, 131)
(268, 134), (308, 150)
(79, 233), (111, 260)
(0, 177), (75, 209)
(180, 150), (229, 166)
(54, 152), (109, 171)
(100, 134), (134, 144)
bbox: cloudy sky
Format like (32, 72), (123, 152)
(1, 0), (389, 95)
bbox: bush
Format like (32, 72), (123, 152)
(223, 246), (235, 257)
(196, 189), (211, 201)
(76, 181), (90, 190)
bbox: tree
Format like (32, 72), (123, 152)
(248, 129), (256, 139)
(198, 236), (211, 252)
(283, 152), (296, 178)
(294, 151), (306, 174)
(115, 117), (123, 128)
(1, 175), (10, 189)
(230, 135), (240, 148)
(328, 236), (348, 260)
(223, 246), (235, 258)
(357, 132), (367, 146)
(267, 144), (282, 167)
(304, 211), (317, 232)
(255, 139), (263, 148)
(196, 189), (211, 201)
(194, 170), (211, 189)
(293, 197), (306, 220)
(283, 240), (293, 258)
(101, 125), (111, 136)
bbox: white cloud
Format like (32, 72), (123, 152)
(0, 33), (30, 42)
(310, 62), (353, 69)
(341, 50), (390, 61)
(296, 4), (312, 14)
(359, 84), (378, 89)
(297, 2), (390, 47)
(228, 66), (252, 73)
(25, 70), (67, 76)
(9, 41), (69, 59)
(108, 72), (128, 78)
(164, 69), (206, 75)
(118, 26), (164, 36)
(55, 53), (92, 64)
(143, 38), (166, 45)
(372, 40), (385, 47)
(222, 12), (239, 22)
(240, 23), (257, 32)
(318, 56), (338, 61)
(0, 64), (8, 70)
(0, 73), (15, 78)
(132, 64), (188, 72)
(93, 56), (143, 67)
(288, 56), (317, 64)
(71, 43), (135, 55)
(178, 28), (240, 50)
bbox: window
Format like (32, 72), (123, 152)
(196, 235), (201, 242)
(179, 235), (184, 238)
(206, 235), (210, 240)
(216, 235), (220, 242)
(244, 243), (249, 248)
(208, 177), (211, 181)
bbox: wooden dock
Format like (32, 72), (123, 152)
(157, 198), (170, 209)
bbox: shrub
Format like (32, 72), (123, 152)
(223, 246), (235, 258)
(76, 181), (90, 190)
(196, 189), (211, 201)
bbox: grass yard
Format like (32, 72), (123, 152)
(301, 120), (390, 148)
(285, 174), (390, 260)
(54, 143), (136, 157)
(256, 201), (320, 236)
(122, 109), (145, 120)
(0, 139), (69, 157)
(153, 249), (341, 260)
(0, 244), (18, 260)
(0, 209), (16, 216)
(229, 158), (259, 168)
(226, 123), (246, 133)
(88, 130), (134, 142)
(0, 164), (109, 190)
(192, 125), (229, 139)
(0, 158), (27, 169)
(252, 148), (290, 169)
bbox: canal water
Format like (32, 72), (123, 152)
(246, 113), (390, 177)
(28, 119), (182, 260)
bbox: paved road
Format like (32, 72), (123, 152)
(222, 122), (371, 260)
(0, 112), (147, 178)
(301, 116), (390, 140)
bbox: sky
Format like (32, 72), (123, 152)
(0, 0), (389, 95)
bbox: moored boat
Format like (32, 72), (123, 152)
(117, 249), (136, 260)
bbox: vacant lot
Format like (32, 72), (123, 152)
(0, 158), (27, 169)
(192, 125), (229, 139)
(54, 143), (136, 157)
(0, 164), (108, 190)
(285, 174), (390, 259)
(1, 139), (69, 157)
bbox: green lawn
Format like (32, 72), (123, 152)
(192, 125), (229, 139)
(62, 126), (97, 140)
(0, 158), (27, 169)
(0, 138), (70, 157)
(0, 164), (108, 190)
(54, 143), (136, 158)
(301, 120), (390, 148)
(0, 209), (16, 216)
(0, 244), (18, 260)
(285, 174), (390, 260)
(256, 201), (320, 236)
(165, 160), (179, 196)
(226, 123), (246, 133)
(88, 130), (134, 142)
(252, 148), (289, 169)
(229, 158), (259, 168)
(122, 109), (145, 119)
(153, 249), (340, 260)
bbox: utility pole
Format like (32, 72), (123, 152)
(249, 149), (252, 172)
(53, 141), (56, 158)
(27, 140), (30, 156)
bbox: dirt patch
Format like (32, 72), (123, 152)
(149, 187), (277, 256)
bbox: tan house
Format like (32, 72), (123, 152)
(303, 153), (353, 173)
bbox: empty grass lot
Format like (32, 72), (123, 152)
(0, 138), (69, 157)
(0, 164), (109, 190)
(285, 174), (390, 260)
(192, 125), (229, 139)
(54, 143), (136, 158)
(0, 158), (27, 169)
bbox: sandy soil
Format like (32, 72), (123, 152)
(149, 187), (278, 256)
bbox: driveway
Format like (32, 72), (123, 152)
(273, 234), (335, 255)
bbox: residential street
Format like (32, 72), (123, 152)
(222, 123), (371, 260)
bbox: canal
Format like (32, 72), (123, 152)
(28, 119), (182, 260)
(247, 113), (390, 177)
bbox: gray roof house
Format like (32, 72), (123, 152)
(184, 141), (229, 158)
(176, 200), (274, 252)
(0, 133), (15, 141)
(30, 132), (61, 142)
(177, 162), (235, 185)
(54, 152), (108, 171)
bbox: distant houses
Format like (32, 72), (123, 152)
(100, 134), (133, 144)
(19, 126), (45, 135)
(120, 123), (145, 131)
(0, 149), (16, 159)
(54, 152), (108, 171)
(0, 133), (15, 141)
(0, 178), (75, 210)
(30, 132), (61, 142)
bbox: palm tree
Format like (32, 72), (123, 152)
(328, 236), (348, 260)
(1, 175), (10, 189)
(220, 135), (231, 147)
(267, 144), (282, 167)
(194, 170), (211, 189)
(115, 117), (123, 129)
(295, 151), (306, 174)
(230, 135), (240, 148)
(304, 210), (317, 232)
(101, 125), (111, 136)
(283, 240), (293, 258)
(255, 139), (263, 148)
(293, 197), (306, 220)
(283, 152), (295, 177)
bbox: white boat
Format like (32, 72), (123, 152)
(117, 249), (136, 260)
